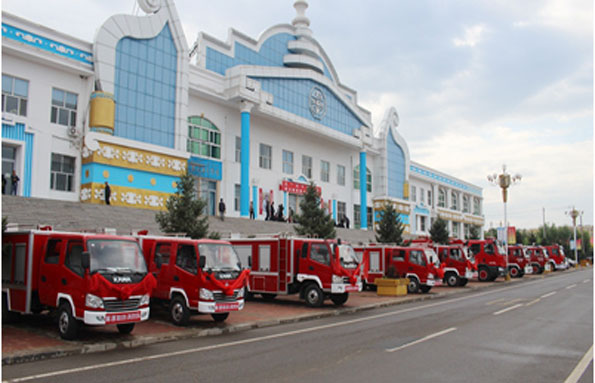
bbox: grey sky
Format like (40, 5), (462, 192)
(2, 0), (593, 230)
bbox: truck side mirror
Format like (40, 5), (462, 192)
(81, 251), (90, 271)
(155, 254), (162, 269)
(199, 255), (206, 269)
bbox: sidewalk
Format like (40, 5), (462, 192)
(2, 274), (553, 366)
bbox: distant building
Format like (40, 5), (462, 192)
(1, 0), (484, 238)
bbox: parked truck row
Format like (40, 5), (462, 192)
(2, 227), (569, 340)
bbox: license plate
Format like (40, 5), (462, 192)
(345, 285), (359, 292)
(215, 302), (240, 312)
(105, 311), (141, 324)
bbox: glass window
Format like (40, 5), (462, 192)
(452, 222), (460, 237)
(2, 74), (28, 116)
(428, 190), (432, 206)
(235, 136), (241, 163)
(50, 88), (77, 126)
(337, 201), (346, 222)
(463, 195), (470, 213)
(155, 243), (171, 265)
(234, 184), (240, 211)
(353, 166), (372, 192)
(187, 116), (221, 159)
(337, 165), (345, 186)
(353, 204), (360, 228)
(44, 239), (62, 264)
(175, 244), (197, 274)
(282, 150), (294, 174)
(473, 197), (481, 215)
(320, 160), (330, 182)
(14, 244), (26, 284)
(310, 243), (330, 266)
(258, 245), (271, 271)
(410, 250), (426, 266)
(259, 143), (272, 169)
(302, 155), (312, 179)
(64, 241), (84, 277)
(438, 188), (446, 208)
(411, 186), (417, 202)
(392, 249), (405, 262)
(50, 153), (75, 192)
(451, 191), (459, 211)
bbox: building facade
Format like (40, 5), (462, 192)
(1, 0), (485, 238)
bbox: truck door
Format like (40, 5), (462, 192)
(388, 248), (407, 277)
(306, 242), (332, 289)
(172, 243), (198, 302)
(62, 239), (85, 317)
(408, 249), (428, 282)
(39, 237), (64, 307)
(152, 241), (174, 300)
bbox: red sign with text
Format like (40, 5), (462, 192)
(279, 180), (321, 195)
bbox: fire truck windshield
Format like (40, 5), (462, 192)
(338, 244), (358, 269)
(88, 239), (147, 274)
(449, 248), (463, 261)
(424, 248), (440, 267)
(199, 244), (241, 271)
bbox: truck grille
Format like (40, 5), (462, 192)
(103, 298), (141, 312)
(213, 290), (239, 302)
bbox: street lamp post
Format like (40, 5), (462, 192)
(566, 207), (582, 268)
(488, 165), (521, 281)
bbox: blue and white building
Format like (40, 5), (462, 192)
(1, 0), (484, 238)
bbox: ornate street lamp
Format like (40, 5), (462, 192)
(566, 207), (582, 268)
(488, 165), (522, 280)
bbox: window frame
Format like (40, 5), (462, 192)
(438, 188), (446, 208)
(302, 155), (312, 179)
(320, 160), (330, 182)
(50, 153), (75, 192)
(50, 87), (77, 127)
(2, 74), (28, 116)
(187, 116), (221, 160)
(259, 143), (272, 170)
(337, 164), (345, 186)
(282, 150), (294, 175)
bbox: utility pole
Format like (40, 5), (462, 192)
(542, 207), (546, 241)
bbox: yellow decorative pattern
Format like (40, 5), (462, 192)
(150, 178), (156, 186)
(128, 174), (134, 182)
(85, 169), (89, 178)
(82, 141), (186, 177)
(80, 182), (173, 211)
(103, 170), (109, 179)
(172, 181), (177, 189)
(89, 91), (115, 133)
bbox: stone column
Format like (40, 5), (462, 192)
(360, 151), (367, 230)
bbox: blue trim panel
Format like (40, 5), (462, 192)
(360, 151), (367, 230)
(2, 23), (93, 65)
(410, 164), (482, 196)
(253, 185), (258, 219)
(188, 156), (222, 181)
(240, 111), (251, 217)
(81, 163), (178, 193)
(2, 122), (33, 197)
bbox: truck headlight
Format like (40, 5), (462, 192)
(237, 287), (245, 299)
(428, 273), (434, 280)
(332, 275), (344, 283)
(200, 288), (214, 301)
(85, 294), (104, 309)
(140, 294), (150, 306)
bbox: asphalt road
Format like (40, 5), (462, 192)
(3, 269), (592, 383)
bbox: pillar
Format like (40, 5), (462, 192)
(360, 151), (367, 230)
(240, 101), (253, 217)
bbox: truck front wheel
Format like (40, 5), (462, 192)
(458, 278), (468, 287)
(117, 323), (135, 334)
(509, 266), (520, 278)
(478, 266), (489, 282)
(445, 272), (459, 287)
(330, 293), (349, 306)
(303, 283), (324, 307)
(58, 302), (79, 340)
(169, 296), (190, 326)
(407, 277), (420, 293)
(211, 313), (229, 322)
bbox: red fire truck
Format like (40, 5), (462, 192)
(506, 245), (532, 278)
(433, 243), (476, 287)
(543, 244), (569, 271)
(2, 227), (155, 339)
(228, 236), (363, 307)
(526, 246), (549, 274)
(354, 244), (441, 293)
(466, 239), (507, 281)
(135, 233), (249, 325)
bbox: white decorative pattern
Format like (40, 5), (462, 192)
(146, 154), (166, 168)
(15, 31), (42, 44)
(122, 150), (143, 164)
(50, 43), (74, 55)
(80, 188), (91, 201)
(99, 145), (120, 160)
(168, 159), (185, 172)
(122, 192), (142, 205)
(145, 195), (164, 208)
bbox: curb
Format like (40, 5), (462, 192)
(2, 268), (586, 365)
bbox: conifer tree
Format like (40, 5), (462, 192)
(375, 203), (404, 244)
(294, 182), (336, 239)
(430, 217), (450, 244)
(156, 169), (214, 239)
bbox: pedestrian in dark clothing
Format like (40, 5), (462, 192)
(218, 198), (226, 221)
(277, 204), (284, 222)
(344, 214), (350, 229)
(265, 199), (270, 221)
(2, 174), (6, 194)
(249, 201), (255, 219)
(10, 170), (19, 196)
(270, 202), (275, 221)
(104, 181), (111, 205)
(288, 207), (294, 223)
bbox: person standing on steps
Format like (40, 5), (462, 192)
(10, 170), (19, 195)
(104, 181), (111, 205)
(249, 201), (255, 219)
(218, 198), (226, 221)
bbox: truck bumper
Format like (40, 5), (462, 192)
(84, 306), (150, 325)
(555, 263), (568, 270)
(331, 282), (362, 293)
(465, 270), (478, 279)
(524, 265), (533, 274)
(198, 299), (244, 314)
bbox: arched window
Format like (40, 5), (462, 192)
(438, 188), (446, 207)
(353, 165), (372, 192)
(451, 191), (459, 211)
(462, 195), (470, 213)
(187, 116), (221, 159)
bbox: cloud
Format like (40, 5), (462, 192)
(453, 24), (487, 47)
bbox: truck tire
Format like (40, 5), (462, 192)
(211, 313), (229, 322)
(445, 272), (459, 287)
(58, 302), (79, 340)
(509, 266), (520, 278)
(420, 285), (432, 293)
(169, 296), (190, 326)
(458, 278), (468, 287)
(478, 266), (490, 282)
(117, 323), (135, 334)
(303, 283), (324, 307)
(407, 277), (420, 293)
(330, 293), (349, 306)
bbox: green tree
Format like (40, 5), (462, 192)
(294, 182), (336, 239)
(375, 204), (404, 244)
(468, 225), (481, 240)
(528, 231), (538, 245)
(155, 170), (214, 239)
(430, 217), (449, 244)
(485, 227), (497, 239)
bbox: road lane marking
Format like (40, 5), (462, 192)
(525, 298), (541, 306)
(564, 345), (593, 383)
(582, 279), (590, 283)
(486, 298), (506, 305)
(566, 284), (577, 289)
(1, 277), (572, 383)
(493, 303), (523, 316)
(386, 327), (457, 353)
(541, 291), (557, 298)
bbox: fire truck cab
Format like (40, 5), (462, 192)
(544, 244), (568, 271)
(2, 228), (153, 339)
(136, 234), (249, 325)
(229, 236), (362, 307)
(384, 246), (441, 293)
(526, 246), (549, 274)
(506, 245), (532, 278)
(466, 239), (506, 281)
(434, 243), (476, 287)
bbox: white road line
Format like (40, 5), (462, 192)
(0, 278), (561, 383)
(564, 345), (593, 383)
(525, 298), (541, 307)
(566, 284), (577, 289)
(493, 303), (524, 316)
(583, 279), (590, 283)
(541, 291), (557, 298)
(386, 327), (457, 353)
